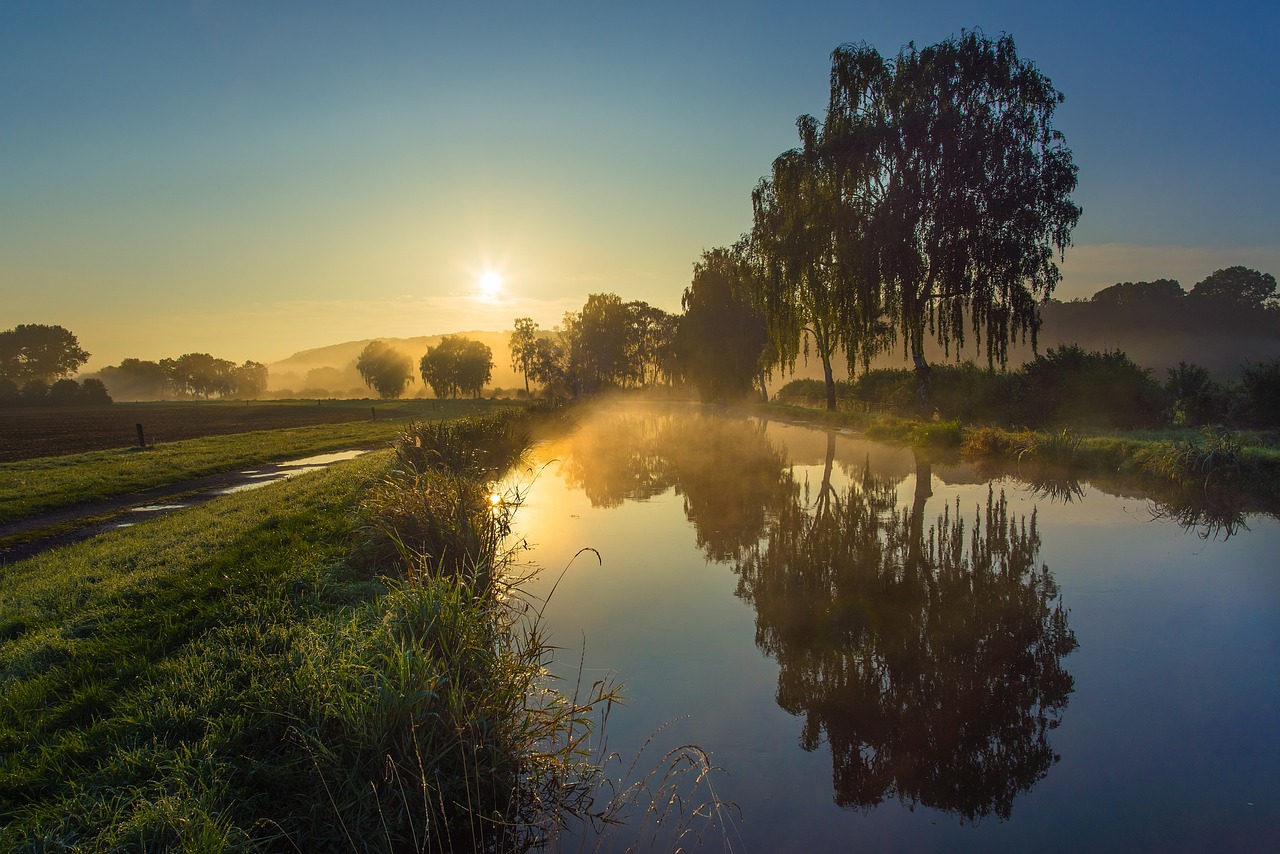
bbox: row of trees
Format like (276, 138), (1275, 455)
(507, 33), (1085, 410)
(508, 296), (680, 398)
(0, 376), (112, 407)
(94, 355), (268, 401)
(354, 337), (496, 399)
(0, 324), (268, 403)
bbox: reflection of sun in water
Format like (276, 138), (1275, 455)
(478, 270), (502, 299)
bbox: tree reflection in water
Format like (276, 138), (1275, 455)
(735, 442), (1078, 822)
(554, 410), (1077, 821)
(556, 409), (795, 560)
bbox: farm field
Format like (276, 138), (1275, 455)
(0, 399), (517, 463)
(0, 399), (526, 528)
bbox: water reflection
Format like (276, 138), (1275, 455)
(735, 445), (1077, 821)
(556, 410), (794, 560)
(972, 455), (1263, 541)
(552, 409), (1078, 822)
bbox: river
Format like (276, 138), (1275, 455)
(514, 404), (1280, 852)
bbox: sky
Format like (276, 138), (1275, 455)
(3, 1), (1278, 371)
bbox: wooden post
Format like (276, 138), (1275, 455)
(371, 406), (376, 421)
(135, 423), (145, 448)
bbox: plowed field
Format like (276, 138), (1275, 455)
(0, 403), (377, 463)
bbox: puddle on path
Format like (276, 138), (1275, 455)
(113, 450), (370, 521)
(1, 450), (372, 560)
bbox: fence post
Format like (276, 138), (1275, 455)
(135, 423), (146, 448)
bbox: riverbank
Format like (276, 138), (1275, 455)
(0, 406), (607, 850)
(747, 402), (1280, 501)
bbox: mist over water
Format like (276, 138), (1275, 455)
(517, 404), (1280, 851)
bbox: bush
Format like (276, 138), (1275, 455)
(1012, 345), (1167, 430)
(928, 363), (1014, 421)
(1165, 362), (1226, 426)
(80, 377), (112, 404)
(47, 378), (83, 404)
(1234, 359), (1280, 428)
(20, 378), (48, 404)
(848, 369), (916, 409)
(773, 378), (831, 405)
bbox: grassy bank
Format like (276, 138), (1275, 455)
(752, 402), (1280, 498)
(0, 406), (606, 850)
(0, 401), (530, 525)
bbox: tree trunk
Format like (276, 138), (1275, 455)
(912, 352), (932, 417)
(822, 356), (837, 411)
(908, 450), (933, 568)
(757, 369), (769, 403)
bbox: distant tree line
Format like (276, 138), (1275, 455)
(1, 323), (270, 405)
(507, 295), (680, 399)
(93, 354), (268, 401)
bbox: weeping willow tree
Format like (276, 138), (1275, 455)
(751, 115), (887, 412)
(818, 31), (1081, 411)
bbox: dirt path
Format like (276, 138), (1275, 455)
(0, 451), (369, 564)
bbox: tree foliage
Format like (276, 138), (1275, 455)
(509, 296), (677, 399)
(0, 324), (91, 385)
(678, 246), (770, 403)
(509, 318), (540, 395)
(160, 353), (236, 399)
(420, 336), (493, 399)
(356, 341), (413, 399)
(752, 115), (886, 410)
(823, 33), (1080, 371)
(1188, 266), (1278, 310)
(96, 358), (168, 401)
(1090, 279), (1185, 306)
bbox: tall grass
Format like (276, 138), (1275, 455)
(0, 405), (627, 851)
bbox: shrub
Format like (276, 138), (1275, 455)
(20, 378), (48, 404)
(1012, 345), (1167, 429)
(1165, 362), (1226, 426)
(848, 369), (916, 410)
(47, 378), (83, 404)
(1234, 359), (1280, 428)
(928, 363), (1014, 422)
(773, 378), (831, 405)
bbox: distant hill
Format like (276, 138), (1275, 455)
(266, 330), (521, 397)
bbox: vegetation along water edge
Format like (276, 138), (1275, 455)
(0, 405), (627, 851)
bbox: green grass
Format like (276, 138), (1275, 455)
(0, 401), (531, 526)
(0, 452), (388, 847)
(1, 406), (611, 851)
(759, 400), (1280, 498)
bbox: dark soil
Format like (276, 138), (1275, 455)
(0, 402), (375, 463)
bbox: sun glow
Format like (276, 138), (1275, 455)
(478, 270), (503, 299)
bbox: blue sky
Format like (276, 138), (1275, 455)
(3, 0), (1277, 369)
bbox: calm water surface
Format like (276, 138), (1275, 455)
(515, 406), (1280, 852)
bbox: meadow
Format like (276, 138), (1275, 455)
(0, 404), (607, 851)
(0, 399), (522, 526)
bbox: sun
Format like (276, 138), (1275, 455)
(478, 270), (503, 299)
